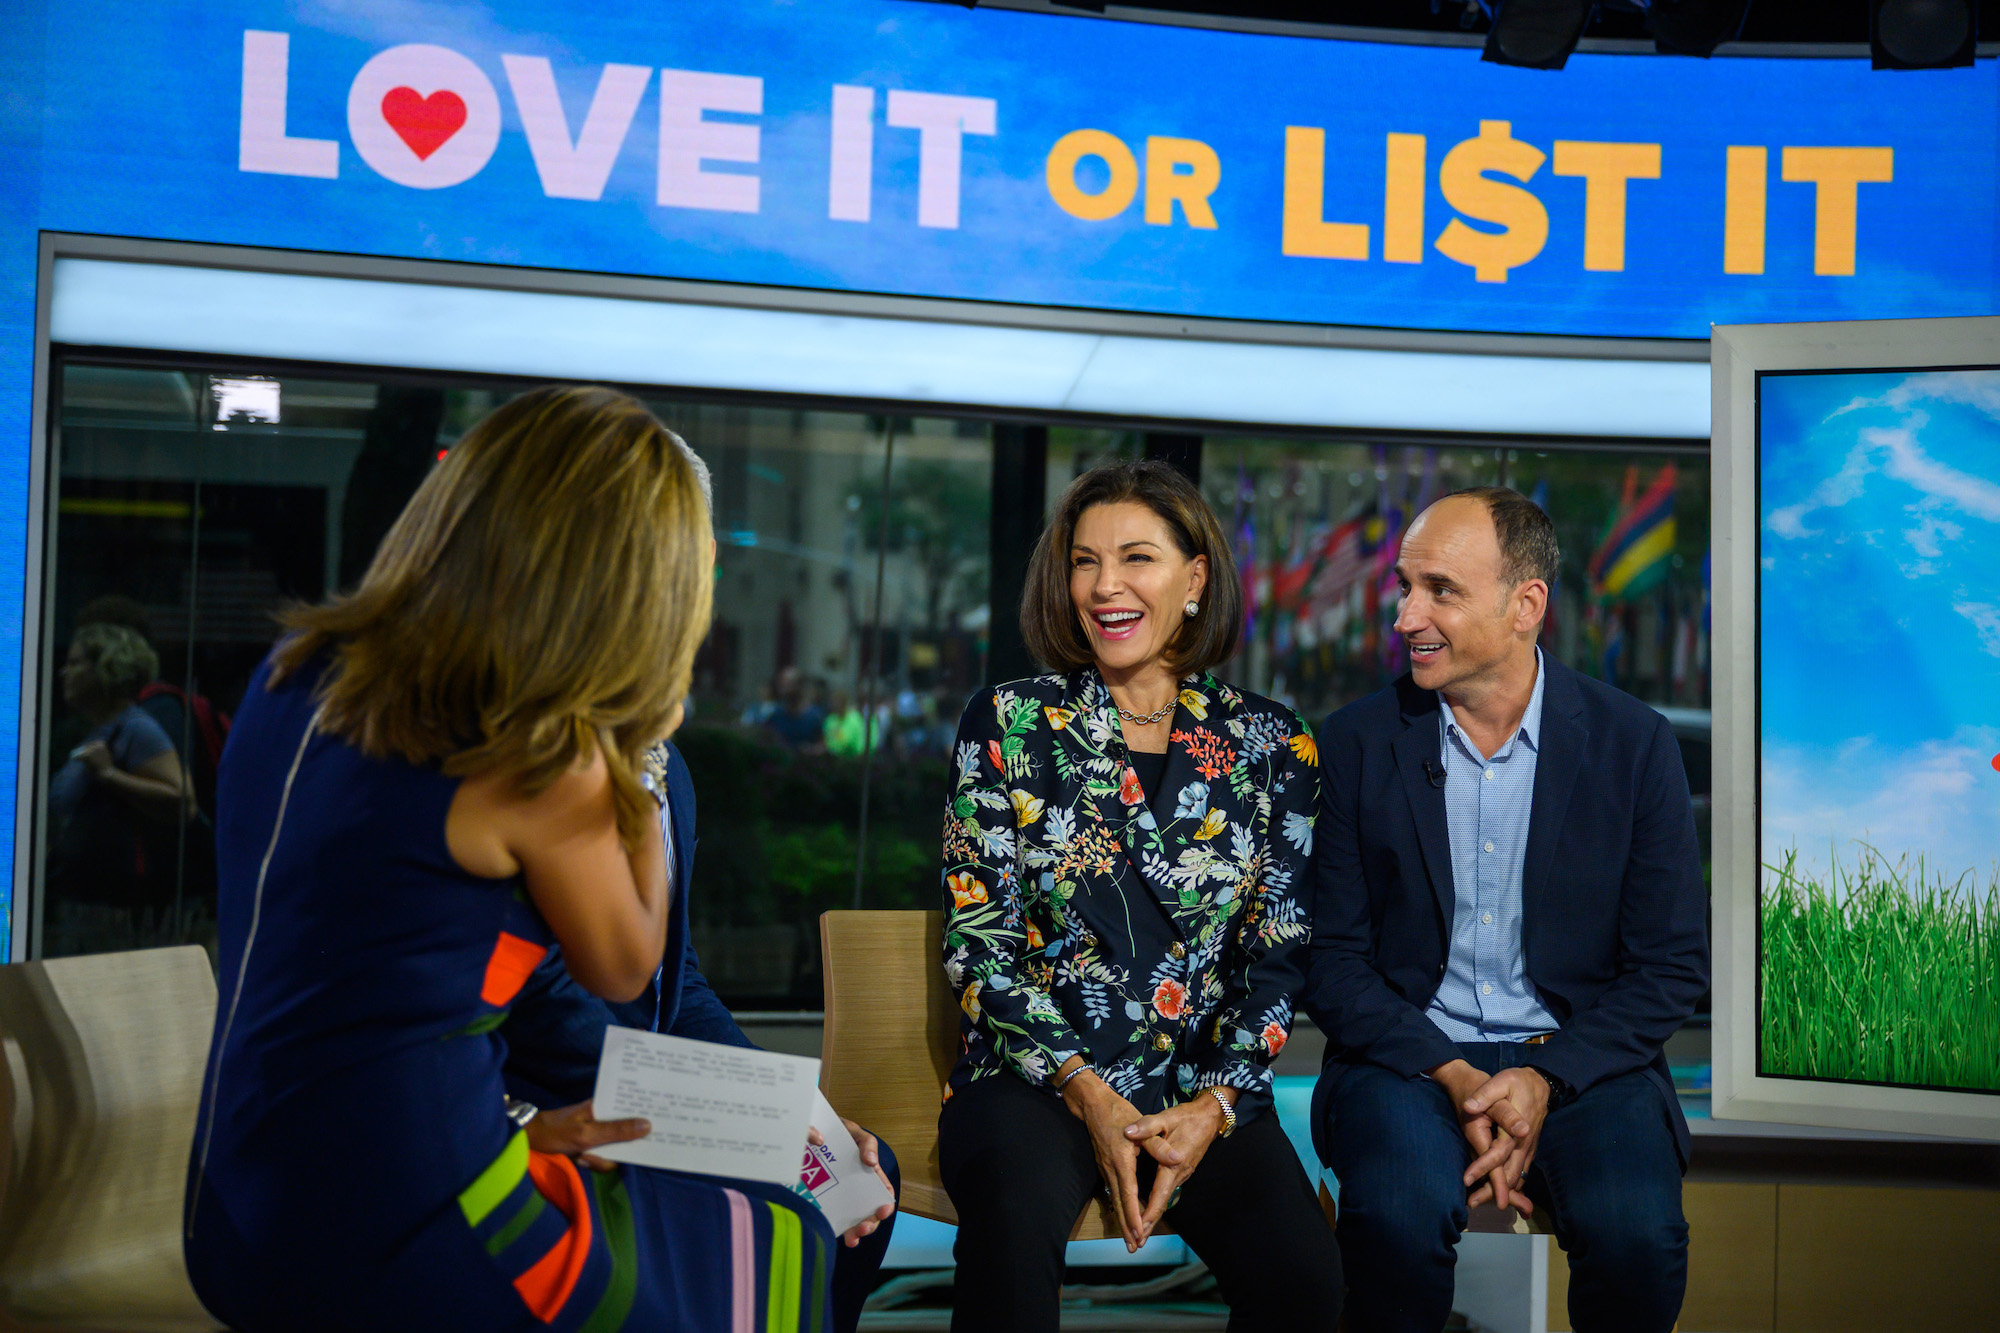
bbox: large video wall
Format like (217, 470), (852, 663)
(1758, 366), (2000, 1096)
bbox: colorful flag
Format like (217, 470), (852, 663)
(1233, 463), (1257, 635)
(1589, 463), (1678, 603)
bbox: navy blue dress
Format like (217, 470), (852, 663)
(184, 655), (834, 1332)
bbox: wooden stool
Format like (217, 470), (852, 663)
(818, 909), (1167, 1241)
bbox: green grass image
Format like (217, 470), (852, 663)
(1761, 847), (2000, 1094)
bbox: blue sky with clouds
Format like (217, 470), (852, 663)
(1760, 368), (2000, 887)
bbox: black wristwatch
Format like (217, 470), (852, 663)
(1527, 1065), (1576, 1111)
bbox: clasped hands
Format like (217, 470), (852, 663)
(525, 1099), (896, 1248)
(1058, 1061), (1231, 1254)
(1428, 1059), (1551, 1214)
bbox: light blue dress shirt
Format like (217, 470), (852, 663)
(1425, 649), (1562, 1043)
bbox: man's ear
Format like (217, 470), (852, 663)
(1512, 578), (1549, 635)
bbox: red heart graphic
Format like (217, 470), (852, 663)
(381, 86), (467, 161)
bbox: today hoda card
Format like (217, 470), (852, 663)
(797, 1090), (896, 1234)
(590, 1027), (818, 1187)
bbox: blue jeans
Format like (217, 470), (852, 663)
(1314, 1042), (1687, 1333)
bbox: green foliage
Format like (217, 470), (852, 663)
(672, 722), (949, 1002)
(1761, 848), (2000, 1093)
(847, 458), (991, 630)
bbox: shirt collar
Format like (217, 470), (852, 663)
(1440, 647), (1545, 760)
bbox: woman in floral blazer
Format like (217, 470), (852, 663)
(938, 461), (1342, 1333)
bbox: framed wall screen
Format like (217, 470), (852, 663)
(1713, 314), (2000, 1141)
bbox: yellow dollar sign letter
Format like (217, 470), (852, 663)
(1434, 120), (1549, 284)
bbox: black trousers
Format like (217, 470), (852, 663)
(939, 1074), (1343, 1333)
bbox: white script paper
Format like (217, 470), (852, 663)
(590, 1027), (819, 1187)
(801, 1090), (897, 1234)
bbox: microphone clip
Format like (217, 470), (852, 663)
(1423, 758), (1447, 789)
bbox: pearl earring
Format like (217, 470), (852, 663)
(1184, 600), (1200, 617)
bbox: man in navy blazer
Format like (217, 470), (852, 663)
(1303, 489), (1707, 1333)
(498, 739), (900, 1333)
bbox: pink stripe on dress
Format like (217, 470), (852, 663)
(723, 1187), (757, 1333)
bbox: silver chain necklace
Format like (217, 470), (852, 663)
(1112, 681), (1184, 726)
(1115, 697), (1176, 726)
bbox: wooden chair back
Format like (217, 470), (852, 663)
(0, 945), (222, 1331)
(818, 909), (1138, 1241)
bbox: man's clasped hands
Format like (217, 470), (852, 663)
(1432, 1060), (1553, 1214)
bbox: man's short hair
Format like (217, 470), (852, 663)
(1446, 487), (1559, 589)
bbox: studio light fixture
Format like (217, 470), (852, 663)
(1644, 0), (1754, 55)
(1871, 0), (1976, 67)
(1481, 0), (1593, 70)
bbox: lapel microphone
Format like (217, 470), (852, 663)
(1422, 759), (1447, 789)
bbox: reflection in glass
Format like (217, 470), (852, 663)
(39, 368), (991, 1010)
(39, 359), (1701, 1010)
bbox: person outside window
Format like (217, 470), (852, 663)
(46, 622), (194, 951)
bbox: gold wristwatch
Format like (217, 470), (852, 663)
(1209, 1087), (1237, 1137)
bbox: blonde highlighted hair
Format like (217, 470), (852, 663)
(273, 385), (713, 847)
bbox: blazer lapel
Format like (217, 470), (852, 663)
(1074, 669), (1193, 934)
(1392, 681), (1456, 930)
(1523, 658), (1587, 929)
(1144, 676), (1229, 920)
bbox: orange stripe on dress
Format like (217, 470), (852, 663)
(481, 932), (549, 1007)
(514, 1150), (594, 1321)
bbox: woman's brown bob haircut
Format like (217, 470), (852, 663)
(1022, 460), (1241, 676)
(272, 385), (714, 848)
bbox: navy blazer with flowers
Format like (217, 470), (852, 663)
(941, 668), (1321, 1119)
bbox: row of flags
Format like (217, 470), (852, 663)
(1230, 453), (1697, 689)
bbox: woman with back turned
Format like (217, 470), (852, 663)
(184, 387), (835, 1331)
(937, 461), (1343, 1331)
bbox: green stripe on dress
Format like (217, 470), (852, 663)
(807, 1222), (826, 1333)
(458, 1130), (529, 1227)
(764, 1203), (801, 1333)
(484, 1190), (547, 1256)
(450, 1010), (511, 1038)
(578, 1172), (639, 1333)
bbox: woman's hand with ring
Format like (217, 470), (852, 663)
(1121, 1097), (1227, 1243)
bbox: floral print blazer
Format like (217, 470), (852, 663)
(941, 668), (1321, 1117)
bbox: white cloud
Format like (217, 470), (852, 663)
(1955, 601), (2000, 656)
(1766, 440), (1876, 538)
(1826, 370), (2000, 422)
(1891, 370), (2000, 421)
(1762, 728), (2000, 891)
(1903, 504), (1962, 559)
(1873, 425), (2000, 522)
(1768, 418), (2000, 542)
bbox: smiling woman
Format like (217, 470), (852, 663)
(937, 460), (1341, 1332)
